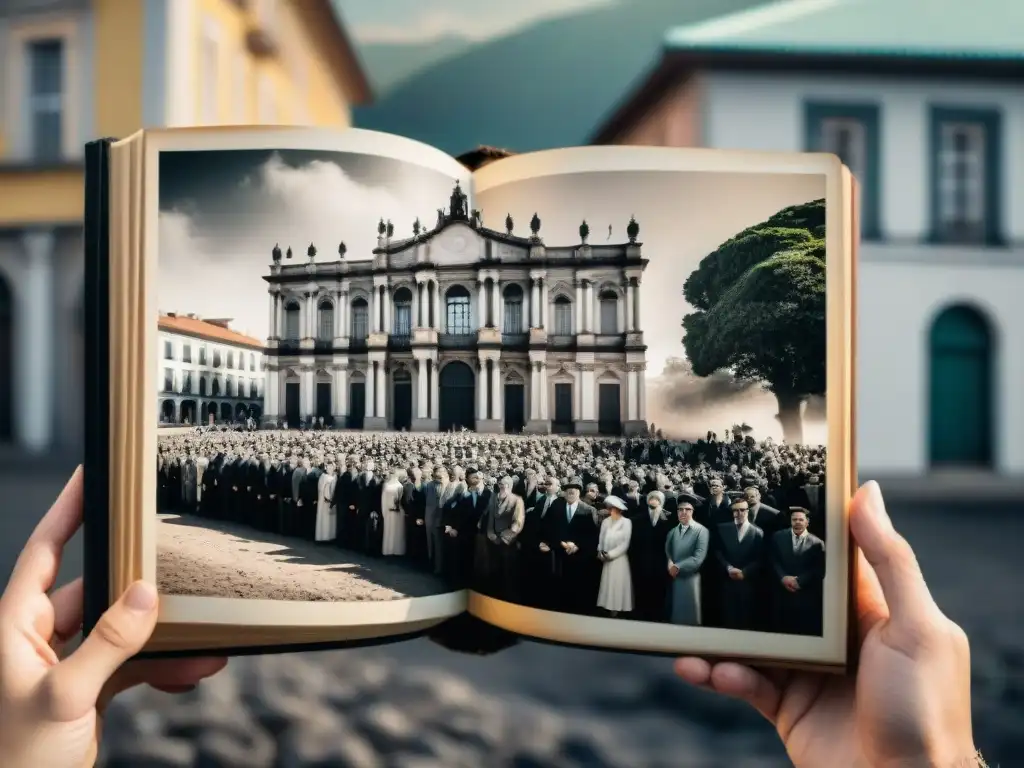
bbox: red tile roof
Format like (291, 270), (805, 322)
(158, 314), (264, 350)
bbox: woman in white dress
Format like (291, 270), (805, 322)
(314, 463), (337, 542)
(381, 470), (406, 556)
(596, 495), (634, 616)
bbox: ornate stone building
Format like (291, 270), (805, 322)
(261, 183), (648, 435)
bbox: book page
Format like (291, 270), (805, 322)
(141, 127), (475, 634)
(464, 147), (853, 666)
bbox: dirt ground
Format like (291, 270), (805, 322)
(157, 513), (450, 601)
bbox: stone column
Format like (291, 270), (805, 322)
(335, 365), (348, 424)
(432, 281), (441, 330)
(416, 358), (428, 418)
(309, 293), (318, 338)
(585, 281), (594, 332)
(476, 362), (488, 421)
(625, 280), (635, 332)
(530, 279), (539, 328)
(539, 280), (548, 329)
(267, 292), (276, 339)
(490, 361), (502, 421)
(574, 281), (583, 334)
(411, 283), (419, 329)
(429, 360), (439, 420)
(627, 368), (639, 420)
(265, 367), (279, 422)
(632, 280), (641, 330)
(17, 229), (55, 453)
(416, 282), (424, 327)
(532, 364), (540, 421)
(341, 290), (350, 337)
(299, 366), (312, 419)
(637, 364), (647, 422)
(365, 364), (376, 418)
(372, 282), (380, 331)
(492, 280), (501, 331)
(375, 363), (387, 420)
(385, 287), (394, 333)
(616, 294), (625, 334)
(539, 363), (549, 420)
(477, 278), (487, 329)
(581, 365), (595, 421)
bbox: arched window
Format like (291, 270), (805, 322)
(446, 285), (472, 335)
(212, 349), (222, 368)
(211, 376), (221, 396)
(317, 299), (334, 340)
(600, 290), (618, 334)
(503, 284), (524, 333)
(393, 287), (413, 337)
(351, 297), (368, 340)
(553, 295), (573, 335)
(227, 350), (234, 369)
(283, 300), (301, 340)
(249, 353), (256, 371)
(250, 381), (258, 398)
(226, 376), (234, 397)
(199, 376), (208, 396)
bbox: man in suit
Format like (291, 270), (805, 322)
(770, 507), (826, 635)
(714, 496), (765, 631)
(443, 467), (491, 589)
(541, 478), (599, 616)
(519, 476), (560, 609)
(628, 489), (675, 622)
(404, 466), (428, 568)
(423, 466), (451, 576)
(700, 476), (732, 529)
(288, 455), (307, 538)
(665, 492), (710, 626)
(276, 455), (296, 535)
(335, 460), (360, 549)
(300, 456), (322, 540)
(357, 460), (382, 555)
(745, 486), (784, 535)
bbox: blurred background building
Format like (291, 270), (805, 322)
(0, 0), (370, 459)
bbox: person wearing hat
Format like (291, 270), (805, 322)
(664, 492), (710, 626)
(541, 477), (600, 616)
(714, 494), (766, 631)
(595, 495), (634, 617)
(768, 507), (826, 636)
(443, 467), (490, 589)
(626, 489), (676, 623)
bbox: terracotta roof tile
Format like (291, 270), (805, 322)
(158, 314), (264, 350)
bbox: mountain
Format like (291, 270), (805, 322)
(358, 35), (476, 96)
(352, 0), (773, 155)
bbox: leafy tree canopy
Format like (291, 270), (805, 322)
(681, 198), (827, 411)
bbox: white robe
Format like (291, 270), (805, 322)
(381, 479), (406, 556)
(315, 473), (337, 542)
(596, 515), (634, 613)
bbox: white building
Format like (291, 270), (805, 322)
(591, 0), (1024, 477)
(262, 182), (649, 434)
(157, 313), (264, 426)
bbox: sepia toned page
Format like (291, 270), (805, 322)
(133, 126), (485, 652)
(464, 147), (854, 669)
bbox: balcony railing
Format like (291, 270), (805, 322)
(349, 337), (368, 352)
(501, 332), (529, 346)
(314, 339), (333, 352)
(548, 335), (574, 348)
(389, 334), (411, 351)
(439, 333), (476, 349)
(278, 339), (300, 353)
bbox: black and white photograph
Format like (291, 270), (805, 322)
(151, 133), (837, 649)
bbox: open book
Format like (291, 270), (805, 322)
(83, 127), (857, 672)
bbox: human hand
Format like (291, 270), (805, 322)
(0, 468), (227, 768)
(674, 482), (976, 768)
(539, 543), (550, 553)
(668, 564), (680, 578)
(782, 575), (799, 592)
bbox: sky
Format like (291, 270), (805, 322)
(158, 149), (464, 340)
(335, 0), (612, 43)
(477, 170), (827, 441)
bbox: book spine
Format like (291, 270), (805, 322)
(82, 138), (116, 638)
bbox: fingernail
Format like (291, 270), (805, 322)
(864, 482), (892, 525)
(124, 581), (158, 613)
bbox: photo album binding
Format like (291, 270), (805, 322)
(82, 126), (858, 671)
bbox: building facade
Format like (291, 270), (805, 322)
(158, 314), (264, 426)
(262, 184), (649, 435)
(0, 0), (370, 456)
(591, 0), (1024, 477)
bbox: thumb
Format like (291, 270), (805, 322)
(849, 481), (937, 629)
(41, 580), (158, 720)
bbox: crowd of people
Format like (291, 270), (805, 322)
(156, 429), (827, 636)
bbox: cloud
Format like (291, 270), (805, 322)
(158, 155), (451, 341)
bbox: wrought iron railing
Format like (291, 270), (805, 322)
(439, 333), (477, 348)
(389, 335), (411, 350)
(501, 332), (529, 346)
(349, 337), (368, 352)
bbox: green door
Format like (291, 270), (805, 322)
(928, 305), (993, 467)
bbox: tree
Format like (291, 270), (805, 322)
(680, 198), (826, 443)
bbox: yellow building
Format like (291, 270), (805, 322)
(0, 0), (371, 456)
